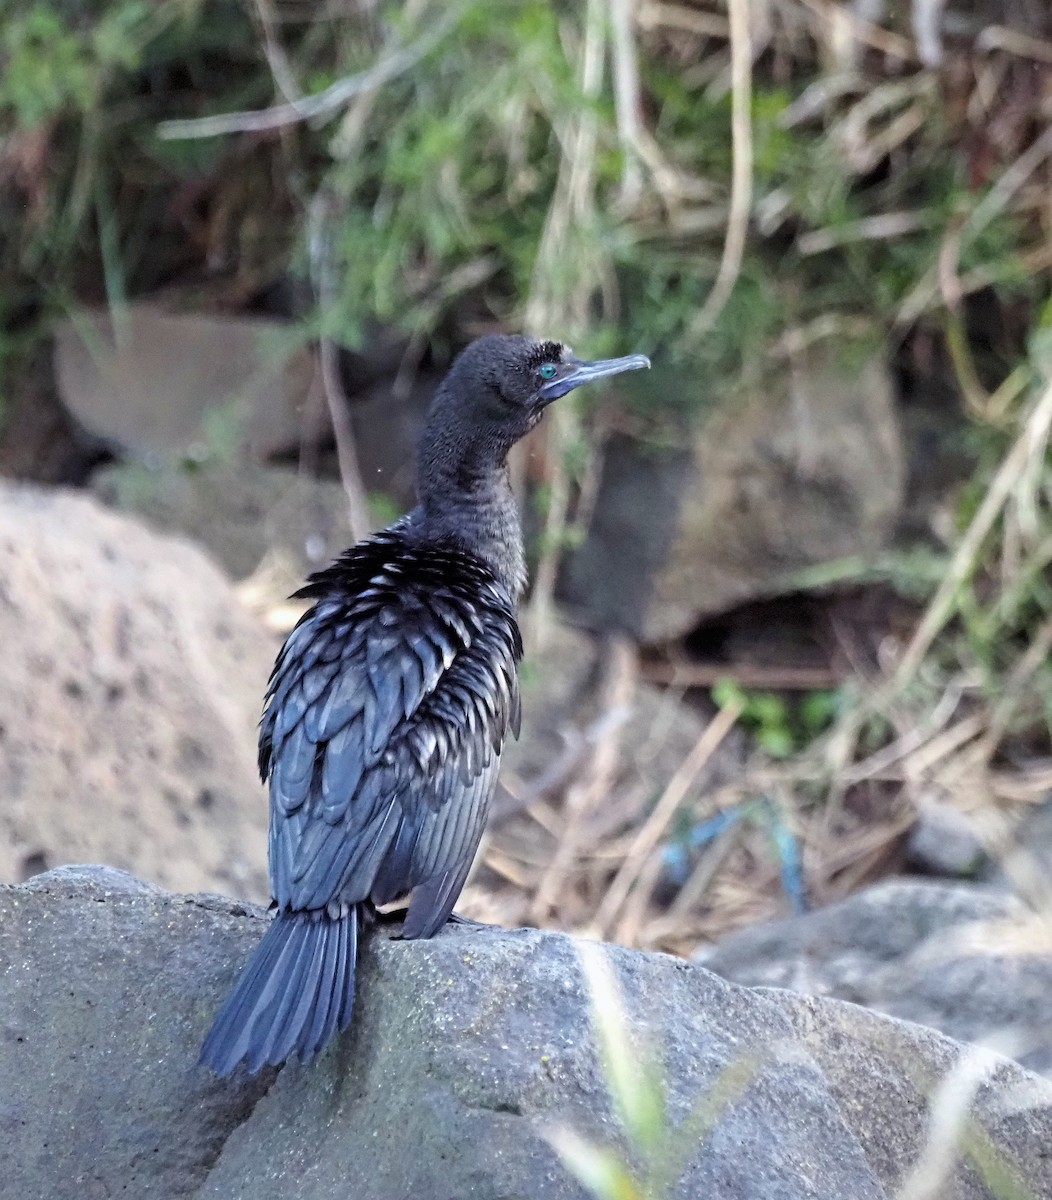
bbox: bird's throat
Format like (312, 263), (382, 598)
(416, 451), (527, 602)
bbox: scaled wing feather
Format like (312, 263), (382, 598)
(262, 533), (521, 917)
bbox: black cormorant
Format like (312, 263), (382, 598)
(199, 333), (649, 1075)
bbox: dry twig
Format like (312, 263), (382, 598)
(309, 194), (371, 542)
(592, 698), (743, 939)
(689, 0), (753, 337)
(158, 4), (463, 140)
(529, 635), (639, 925)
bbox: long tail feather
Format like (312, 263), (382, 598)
(200, 907), (358, 1076)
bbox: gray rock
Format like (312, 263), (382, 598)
(6, 867), (1052, 1200)
(699, 879), (1052, 1075)
(0, 866), (275, 1200)
(906, 802), (989, 878)
(565, 344), (905, 641)
(0, 481), (270, 900)
(980, 793), (1052, 897)
(559, 434), (695, 639)
(92, 461), (357, 582)
(348, 370), (440, 514)
(0, 341), (110, 485)
(780, 992), (1052, 1200)
(53, 304), (326, 462)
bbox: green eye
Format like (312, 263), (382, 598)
(538, 364), (557, 380)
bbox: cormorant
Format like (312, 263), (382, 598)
(199, 333), (649, 1075)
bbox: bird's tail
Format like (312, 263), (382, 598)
(199, 905), (358, 1076)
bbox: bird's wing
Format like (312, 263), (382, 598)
(259, 534), (521, 916)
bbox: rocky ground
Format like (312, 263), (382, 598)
(700, 878), (1052, 1077)
(4, 865), (1051, 1200)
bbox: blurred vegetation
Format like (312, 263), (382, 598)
(3, 0), (1052, 940)
(549, 943), (767, 1200)
(1, 0), (1047, 411)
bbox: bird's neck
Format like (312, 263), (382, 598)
(413, 427), (527, 603)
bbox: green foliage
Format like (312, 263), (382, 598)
(2, 7), (96, 124)
(0, 0), (1045, 430)
(713, 679), (841, 758)
(0, 0), (1048, 457)
(320, 1), (584, 339)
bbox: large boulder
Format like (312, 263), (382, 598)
(698, 879), (1052, 1075)
(562, 345), (905, 641)
(0, 482), (270, 899)
(53, 304), (325, 463)
(4, 866), (1052, 1200)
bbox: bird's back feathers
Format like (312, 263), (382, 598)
(260, 527), (522, 928)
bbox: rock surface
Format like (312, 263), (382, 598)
(564, 346), (905, 641)
(4, 867), (1052, 1200)
(53, 304), (325, 462)
(699, 878), (1052, 1075)
(92, 461), (356, 582)
(0, 341), (111, 485)
(0, 482), (270, 899)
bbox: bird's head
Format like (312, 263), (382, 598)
(436, 333), (651, 449)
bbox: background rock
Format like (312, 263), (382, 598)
(564, 346), (906, 642)
(979, 793), (1052, 894)
(698, 879), (1052, 1075)
(91, 461), (356, 583)
(0, 867), (275, 1200)
(905, 801), (989, 878)
(53, 304), (326, 463)
(0, 482), (271, 899)
(0, 342), (111, 485)
(347, 367), (440, 514)
(780, 991), (1052, 1200)
(11, 867), (1052, 1200)
(559, 433), (695, 639)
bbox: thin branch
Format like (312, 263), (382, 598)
(641, 661), (847, 690)
(157, 5), (463, 140)
(252, 0), (302, 104)
(529, 635), (637, 926)
(890, 377), (1052, 691)
(688, 0), (752, 337)
(523, 0), (606, 654)
(636, 2), (729, 38)
(309, 194), (371, 543)
(977, 24), (1052, 65)
(797, 210), (933, 256)
(609, 0), (644, 208)
(591, 699), (742, 939)
(910, 0), (947, 67)
(795, 0), (915, 60)
(490, 705), (633, 824)
(897, 122), (1052, 327)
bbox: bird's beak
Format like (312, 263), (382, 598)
(538, 352), (651, 403)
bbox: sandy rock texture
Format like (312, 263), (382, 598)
(0, 482), (271, 899)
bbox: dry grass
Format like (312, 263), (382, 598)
(455, 353), (1052, 953)
(226, 1), (1052, 960)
